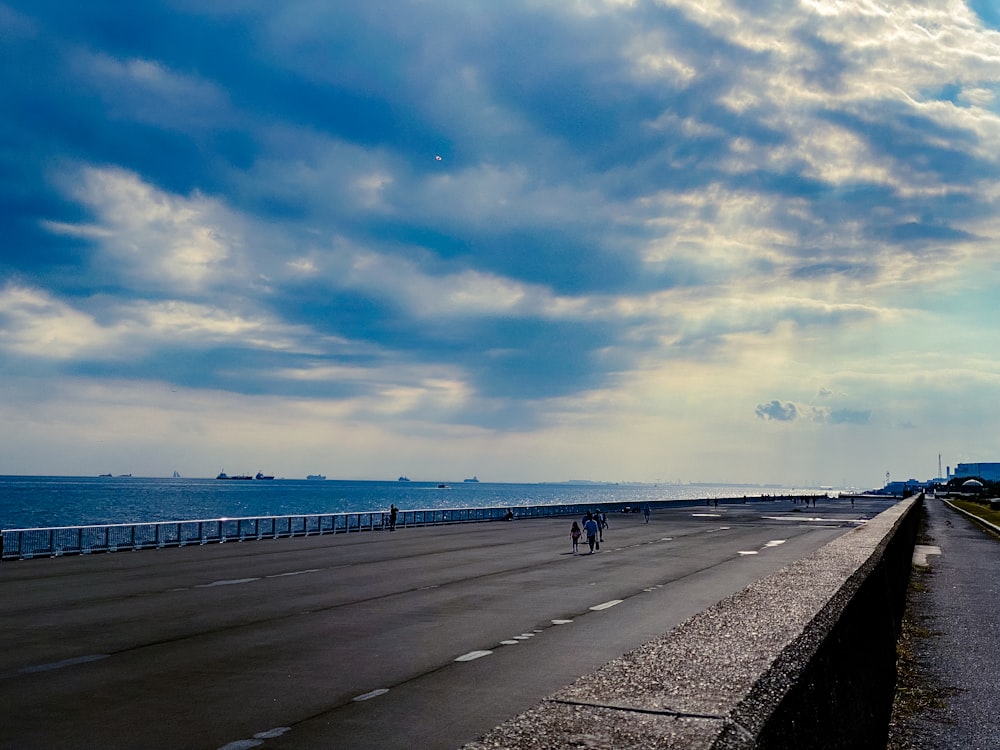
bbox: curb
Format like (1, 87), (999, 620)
(939, 496), (1000, 536)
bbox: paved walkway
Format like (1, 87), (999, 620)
(891, 496), (1000, 748)
(0, 499), (869, 750)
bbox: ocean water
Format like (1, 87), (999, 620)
(0, 475), (824, 531)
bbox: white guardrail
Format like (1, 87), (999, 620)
(1, 501), (662, 561)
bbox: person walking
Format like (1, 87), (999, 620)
(643, 503), (651, 523)
(583, 515), (599, 553)
(389, 504), (398, 531)
(570, 521), (582, 553)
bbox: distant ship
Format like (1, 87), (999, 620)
(398, 476), (411, 482)
(463, 476), (480, 483)
(98, 473), (112, 477)
(172, 470), (181, 478)
(255, 471), (275, 480)
(306, 474), (326, 481)
(217, 471), (252, 480)
(437, 484), (451, 489)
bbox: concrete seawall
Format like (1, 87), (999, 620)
(466, 495), (922, 750)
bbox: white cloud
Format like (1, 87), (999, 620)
(72, 51), (235, 129)
(47, 166), (239, 291)
(0, 283), (337, 362)
(0, 284), (117, 359)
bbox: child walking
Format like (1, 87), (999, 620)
(570, 521), (582, 553)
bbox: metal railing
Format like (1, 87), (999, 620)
(1, 501), (653, 561)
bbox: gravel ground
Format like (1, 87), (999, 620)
(888, 497), (1000, 749)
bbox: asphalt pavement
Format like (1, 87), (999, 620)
(0, 497), (884, 750)
(891, 496), (1000, 749)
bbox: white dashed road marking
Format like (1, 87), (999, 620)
(266, 569), (321, 578)
(217, 740), (262, 750)
(589, 599), (623, 611)
(197, 578), (260, 588)
(353, 689), (389, 702)
(455, 650), (493, 662)
(552, 619), (573, 625)
(254, 728), (291, 739)
(217, 727), (290, 750)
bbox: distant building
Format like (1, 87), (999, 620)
(953, 463), (1000, 482)
(882, 479), (924, 495)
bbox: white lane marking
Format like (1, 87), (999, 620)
(738, 551), (758, 556)
(455, 650), (493, 662)
(353, 689), (389, 702)
(761, 516), (825, 522)
(217, 740), (263, 750)
(266, 569), (321, 579)
(197, 578), (261, 588)
(552, 619), (573, 625)
(661, 537), (673, 541)
(913, 545), (942, 566)
(589, 599), (623, 611)
(499, 640), (520, 645)
(692, 513), (721, 518)
(20, 654), (109, 674)
(765, 540), (786, 548)
(254, 728), (291, 739)
(513, 635), (532, 640)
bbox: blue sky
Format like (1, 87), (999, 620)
(2, 0), (999, 486)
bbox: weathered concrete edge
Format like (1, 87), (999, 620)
(465, 496), (922, 750)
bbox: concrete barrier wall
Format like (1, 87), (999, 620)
(465, 495), (922, 750)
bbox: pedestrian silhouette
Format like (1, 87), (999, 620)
(570, 521), (581, 553)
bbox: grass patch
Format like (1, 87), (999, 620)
(947, 498), (1000, 530)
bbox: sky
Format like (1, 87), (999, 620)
(2, 0), (999, 487)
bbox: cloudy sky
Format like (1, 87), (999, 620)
(2, 0), (999, 486)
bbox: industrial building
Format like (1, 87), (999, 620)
(952, 463), (1000, 482)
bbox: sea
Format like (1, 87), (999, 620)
(0, 475), (828, 531)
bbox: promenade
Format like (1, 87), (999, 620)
(889, 496), (1000, 748)
(0, 497), (880, 750)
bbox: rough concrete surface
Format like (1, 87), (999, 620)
(888, 497), (1000, 749)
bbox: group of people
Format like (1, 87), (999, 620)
(570, 504), (651, 554)
(571, 510), (607, 554)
